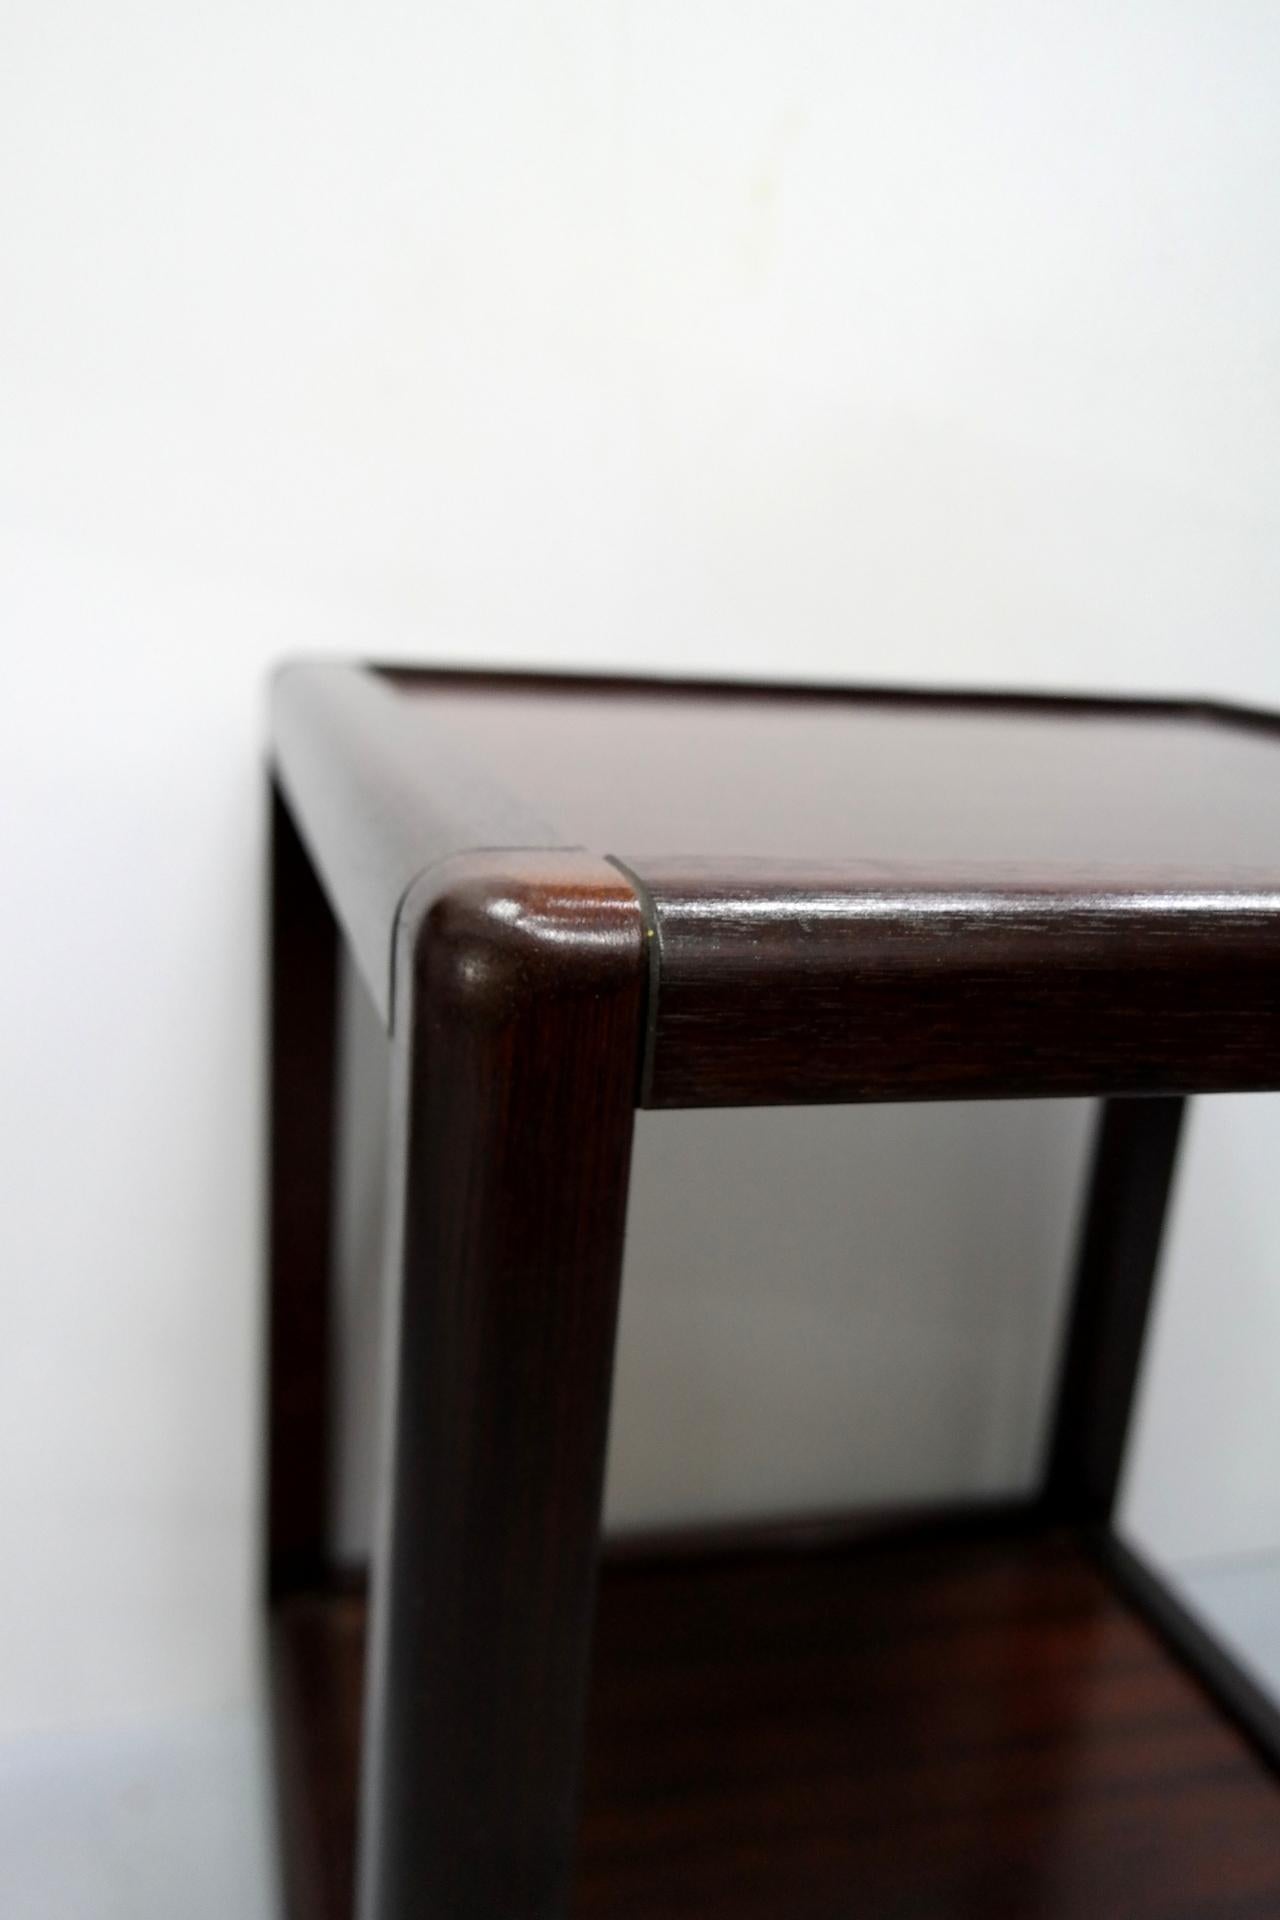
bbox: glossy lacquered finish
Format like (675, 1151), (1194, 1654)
(273, 1529), (1280, 1920)
(272, 663), (1280, 1102)
(270, 664), (569, 1024)
(625, 859), (1280, 1106)
(355, 855), (646, 1920)
(264, 661), (1280, 1920)
(379, 670), (1280, 879)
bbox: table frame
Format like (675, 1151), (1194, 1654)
(266, 662), (1280, 1920)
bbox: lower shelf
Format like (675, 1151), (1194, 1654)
(271, 1525), (1280, 1919)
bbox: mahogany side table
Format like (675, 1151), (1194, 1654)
(266, 663), (1280, 1920)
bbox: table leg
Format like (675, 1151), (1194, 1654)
(356, 855), (646, 1920)
(267, 779), (341, 1597)
(1043, 1094), (1186, 1523)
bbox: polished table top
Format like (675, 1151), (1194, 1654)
(387, 669), (1280, 879)
(271, 664), (1280, 1104)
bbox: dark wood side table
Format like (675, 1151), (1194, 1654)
(266, 663), (1280, 1920)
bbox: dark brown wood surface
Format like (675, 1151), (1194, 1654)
(266, 783), (341, 1597)
(354, 853), (648, 1920)
(381, 670), (1280, 878)
(623, 857), (1280, 1105)
(272, 1582), (366, 1920)
(272, 1528), (1280, 1920)
(1044, 1098), (1186, 1522)
(270, 663), (569, 1023)
(272, 663), (1280, 1102)
(265, 665), (1280, 1920)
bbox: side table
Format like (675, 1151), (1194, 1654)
(266, 663), (1280, 1920)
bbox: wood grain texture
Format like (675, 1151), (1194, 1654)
(274, 663), (1280, 1017)
(622, 859), (1280, 1106)
(271, 663), (1280, 1099)
(355, 853), (648, 1920)
(272, 1529), (1280, 1920)
(1044, 1098), (1186, 1522)
(264, 665), (1280, 1920)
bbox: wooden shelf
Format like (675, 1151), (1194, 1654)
(270, 1523), (1280, 1919)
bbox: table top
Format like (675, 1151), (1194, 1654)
(384, 669), (1280, 876)
(271, 664), (1280, 1105)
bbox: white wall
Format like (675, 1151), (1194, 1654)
(328, 955), (1090, 1555)
(3, 1), (1280, 1738)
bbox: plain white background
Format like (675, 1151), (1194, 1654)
(3, 3), (1280, 1806)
